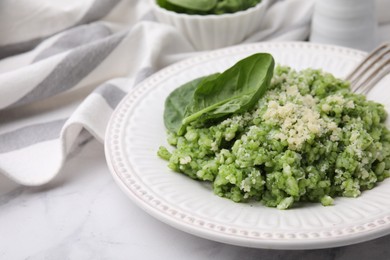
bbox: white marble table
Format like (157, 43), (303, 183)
(1, 139), (390, 259)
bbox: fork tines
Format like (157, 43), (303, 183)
(346, 42), (390, 95)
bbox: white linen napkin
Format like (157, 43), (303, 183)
(0, 0), (389, 185)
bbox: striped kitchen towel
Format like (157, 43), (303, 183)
(0, 0), (389, 186)
(0, 0), (196, 185)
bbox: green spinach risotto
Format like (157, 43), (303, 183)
(158, 54), (390, 209)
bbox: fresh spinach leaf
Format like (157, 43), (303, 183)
(157, 0), (187, 13)
(182, 53), (274, 127)
(214, 0), (260, 14)
(167, 0), (217, 12)
(163, 53), (274, 136)
(157, 0), (261, 15)
(164, 73), (220, 134)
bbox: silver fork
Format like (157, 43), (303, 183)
(346, 42), (390, 95)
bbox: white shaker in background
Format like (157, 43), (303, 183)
(310, 0), (378, 51)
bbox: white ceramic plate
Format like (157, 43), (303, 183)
(105, 42), (390, 250)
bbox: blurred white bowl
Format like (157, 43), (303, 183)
(151, 0), (270, 51)
(310, 0), (377, 51)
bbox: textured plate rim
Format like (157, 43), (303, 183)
(105, 41), (390, 249)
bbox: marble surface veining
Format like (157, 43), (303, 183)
(1, 139), (390, 260)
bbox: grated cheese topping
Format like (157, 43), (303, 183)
(262, 84), (342, 150)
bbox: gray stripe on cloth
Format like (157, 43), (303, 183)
(0, 0), (120, 59)
(12, 31), (127, 108)
(95, 83), (126, 109)
(33, 23), (112, 62)
(95, 67), (154, 109)
(0, 38), (42, 60)
(0, 119), (67, 153)
(134, 67), (155, 86)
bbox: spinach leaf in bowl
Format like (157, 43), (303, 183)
(214, 0), (262, 14)
(166, 0), (217, 12)
(157, 0), (262, 15)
